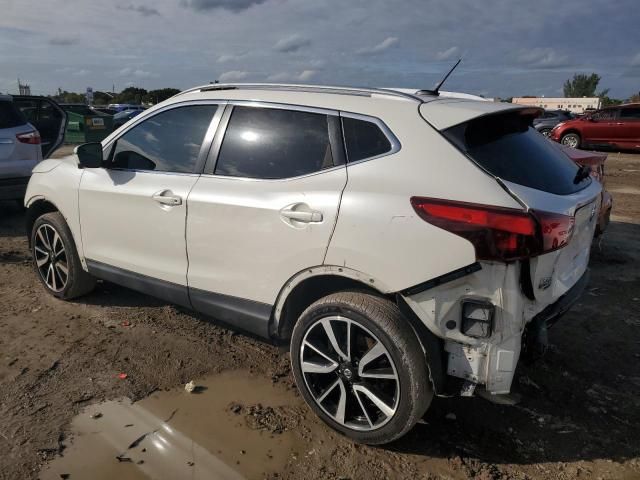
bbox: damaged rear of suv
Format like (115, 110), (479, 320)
(24, 85), (600, 445)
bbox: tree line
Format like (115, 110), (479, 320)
(51, 87), (180, 106)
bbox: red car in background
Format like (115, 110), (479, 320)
(550, 103), (640, 151)
(556, 143), (613, 235)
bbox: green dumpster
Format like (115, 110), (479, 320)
(61, 106), (114, 144)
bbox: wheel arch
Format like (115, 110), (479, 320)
(25, 197), (60, 247)
(271, 266), (392, 341)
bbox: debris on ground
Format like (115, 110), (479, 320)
(90, 412), (102, 419)
(184, 380), (197, 393)
(117, 373), (128, 380)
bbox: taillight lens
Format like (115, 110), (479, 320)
(16, 131), (41, 145)
(410, 197), (574, 261)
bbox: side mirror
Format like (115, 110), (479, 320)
(75, 142), (104, 168)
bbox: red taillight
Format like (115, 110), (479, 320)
(410, 197), (574, 261)
(16, 131), (41, 145)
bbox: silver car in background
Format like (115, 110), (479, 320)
(0, 94), (66, 200)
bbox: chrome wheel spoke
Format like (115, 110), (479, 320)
(55, 262), (68, 279)
(35, 253), (49, 267)
(358, 341), (386, 376)
(353, 384), (396, 419)
(37, 229), (50, 249)
(321, 318), (349, 361)
(354, 389), (374, 428)
(334, 378), (347, 424)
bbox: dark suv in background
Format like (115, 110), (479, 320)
(533, 110), (574, 137)
(550, 103), (640, 150)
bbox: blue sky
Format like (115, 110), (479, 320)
(1, 0), (639, 99)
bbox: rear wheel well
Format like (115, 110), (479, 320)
(25, 200), (58, 246)
(276, 275), (388, 341)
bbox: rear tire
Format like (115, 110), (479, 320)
(539, 128), (552, 137)
(31, 212), (96, 299)
(290, 291), (432, 445)
(561, 133), (581, 148)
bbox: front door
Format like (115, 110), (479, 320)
(79, 104), (220, 303)
(186, 104), (347, 336)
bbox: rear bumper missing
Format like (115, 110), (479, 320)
(522, 269), (590, 362)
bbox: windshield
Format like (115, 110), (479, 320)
(444, 111), (591, 195)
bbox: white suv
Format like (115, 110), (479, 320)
(24, 84), (601, 444)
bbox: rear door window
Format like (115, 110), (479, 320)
(342, 117), (392, 162)
(443, 111), (590, 195)
(214, 106), (334, 179)
(620, 108), (640, 119)
(0, 101), (28, 129)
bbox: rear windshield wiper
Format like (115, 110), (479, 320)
(573, 164), (591, 184)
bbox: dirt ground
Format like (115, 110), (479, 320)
(1, 148), (639, 480)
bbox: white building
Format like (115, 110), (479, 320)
(512, 97), (601, 114)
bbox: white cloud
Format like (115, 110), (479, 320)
(273, 34), (311, 53)
(72, 69), (90, 76)
(436, 46), (459, 61)
(297, 70), (316, 81)
(517, 48), (570, 69)
(118, 67), (155, 78)
(631, 52), (640, 66)
(218, 70), (249, 81)
(217, 53), (245, 63)
(266, 70), (317, 82)
(356, 36), (398, 55)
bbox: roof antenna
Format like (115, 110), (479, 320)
(418, 58), (462, 96)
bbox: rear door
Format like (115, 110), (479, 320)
(186, 103), (347, 335)
(617, 106), (640, 149)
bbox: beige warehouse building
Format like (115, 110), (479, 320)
(512, 97), (601, 114)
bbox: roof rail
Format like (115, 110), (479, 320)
(174, 83), (425, 102)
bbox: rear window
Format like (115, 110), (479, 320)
(0, 100), (28, 129)
(342, 117), (392, 162)
(443, 111), (590, 195)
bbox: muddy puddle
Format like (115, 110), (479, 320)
(41, 371), (312, 480)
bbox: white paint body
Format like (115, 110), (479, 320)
(24, 84), (601, 395)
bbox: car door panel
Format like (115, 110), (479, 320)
(186, 104), (348, 329)
(78, 103), (220, 293)
(79, 169), (199, 286)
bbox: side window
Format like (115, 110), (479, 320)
(110, 105), (217, 173)
(214, 106), (334, 179)
(620, 108), (640, 119)
(592, 109), (617, 121)
(342, 117), (392, 162)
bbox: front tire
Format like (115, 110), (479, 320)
(290, 291), (432, 444)
(31, 212), (96, 299)
(561, 132), (581, 148)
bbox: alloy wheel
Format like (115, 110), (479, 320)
(562, 135), (579, 148)
(34, 224), (68, 292)
(300, 315), (400, 431)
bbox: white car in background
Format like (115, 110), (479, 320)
(23, 83), (600, 444)
(0, 94), (66, 200)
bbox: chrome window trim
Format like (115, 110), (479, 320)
(202, 101), (345, 181)
(339, 111), (401, 166)
(102, 100), (227, 175)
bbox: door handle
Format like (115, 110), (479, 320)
(280, 204), (323, 224)
(152, 190), (182, 206)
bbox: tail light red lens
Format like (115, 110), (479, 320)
(410, 197), (574, 261)
(16, 131), (41, 145)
